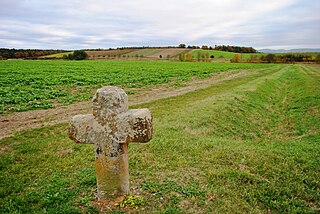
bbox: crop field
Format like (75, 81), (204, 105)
(0, 60), (273, 114)
(0, 63), (319, 213)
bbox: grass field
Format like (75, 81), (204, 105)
(0, 64), (319, 213)
(0, 60), (273, 114)
(39, 52), (73, 59)
(191, 50), (266, 60)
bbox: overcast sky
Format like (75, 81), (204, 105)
(1, 0), (319, 50)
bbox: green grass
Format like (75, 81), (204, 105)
(191, 50), (317, 60)
(0, 60), (273, 114)
(191, 49), (266, 60)
(1, 64), (319, 213)
(39, 52), (74, 59)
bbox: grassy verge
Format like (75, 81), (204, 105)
(0, 65), (319, 213)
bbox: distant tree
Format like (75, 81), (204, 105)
(186, 53), (193, 62)
(214, 45), (257, 53)
(204, 52), (210, 62)
(264, 54), (276, 63)
(247, 55), (258, 63)
(201, 45), (209, 50)
(197, 51), (201, 61)
(72, 50), (88, 60)
(179, 53), (186, 61)
(316, 53), (320, 64)
(67, 53), (74, 60)
(231, 54), (241, 63)
(178, 44), (186, 48)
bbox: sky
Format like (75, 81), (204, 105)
(0, 0), (319, 50)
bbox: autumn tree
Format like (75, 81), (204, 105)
(201, 45), (209, 50)
(230, 54), (241, 63)
(316, 53), (320, 64)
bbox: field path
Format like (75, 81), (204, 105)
(0, 70), (251, 140)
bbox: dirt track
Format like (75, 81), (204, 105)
(0, 70), (247, 140)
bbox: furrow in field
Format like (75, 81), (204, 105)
(0, 69), (253, 140)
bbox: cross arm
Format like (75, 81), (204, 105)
(126, 108), (153, 143)
(69, 114), (95, 144)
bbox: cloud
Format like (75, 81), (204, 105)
(0, 0), (319, 49)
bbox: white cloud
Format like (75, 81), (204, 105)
(0, 0), (319, 49)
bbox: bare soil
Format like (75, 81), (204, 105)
(147, 48), (189, 58)
(0, 70), (248, 140)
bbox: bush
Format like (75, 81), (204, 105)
(64, 50), (88, 60)
(316, 54), (320, 64)
(72, 50), (88, 60)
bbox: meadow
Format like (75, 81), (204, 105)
(0, 62), (319, 213)
(0, 60), (272, 114)
(39, 52), (74, 59)
(190, 49), (265, 60)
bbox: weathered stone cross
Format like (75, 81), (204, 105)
(69, 86), (152, 200)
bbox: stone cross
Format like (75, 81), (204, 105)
(69, 86), (152, 200)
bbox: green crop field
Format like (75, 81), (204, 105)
(0, 60), (273, 114)
(0, 64), (319, 213)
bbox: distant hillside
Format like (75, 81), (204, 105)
(259, 48), (320, 53)
(0, 48), (67, 59)
(39, 52), (73, 58)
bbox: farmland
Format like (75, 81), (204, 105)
(0, 63), (319, 213)
(0, 60), (273, 114)
(39, 52), (73, 59)
(191, 49), (266, 59)
(36, 48), (319, 62)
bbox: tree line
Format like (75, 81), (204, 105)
(231, 53), (320, 63)
(214, 45), (257, 53)
(0, 48), (67, 59)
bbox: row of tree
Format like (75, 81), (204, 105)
(231, 53), (320, 63)
(111, 44), (258, 54)
(214, 45), (257, 53)
(0, 48), (67, 59)
(178, 44), (258, 53)
(178, 52), (214, 62)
